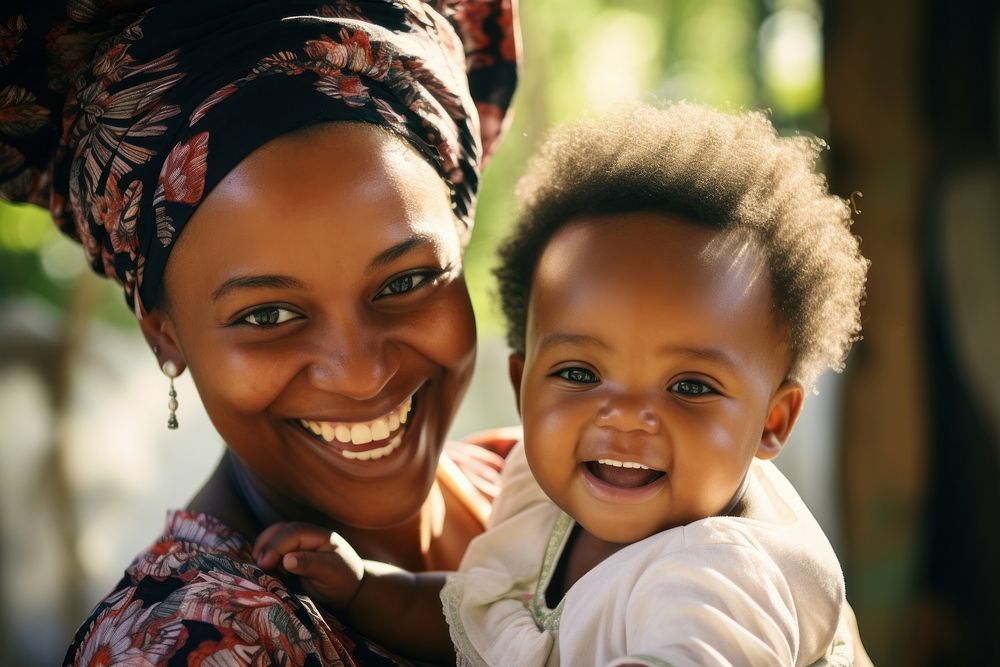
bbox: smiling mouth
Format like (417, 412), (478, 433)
(586, 459), (666, 488)
(296, 393), (415, 461)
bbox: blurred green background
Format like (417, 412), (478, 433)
(2, 1), (998, 665)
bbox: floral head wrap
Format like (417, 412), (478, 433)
(0, 1), (518, 316)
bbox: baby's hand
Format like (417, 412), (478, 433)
(253, 521), (365, 610)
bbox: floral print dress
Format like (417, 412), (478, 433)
(67, 511), (362, 666)
(67, 510), (425, 666)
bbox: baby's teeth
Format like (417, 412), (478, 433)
(351, 423), (372, 445)
(597, 459), (650, 470)
(320, 423), (336, 443)
(371, 418), (390, 441)
(335, 425), (352, 443)
(388, 413), (400, 431)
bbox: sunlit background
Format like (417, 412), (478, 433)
(1, 1), (998, 665)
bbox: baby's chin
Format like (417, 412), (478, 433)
(575, 511), (678, 546)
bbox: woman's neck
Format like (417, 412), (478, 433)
(188, 452), (453, 571)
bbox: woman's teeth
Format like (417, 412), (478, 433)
(298, 396), (413, 448)
(597, 458), (650, 470)
(342, 433), (403, 461)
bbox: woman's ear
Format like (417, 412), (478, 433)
(756, 380), (805, 460)
(138, 309), (186, 375)
(508, 353), (525, 418)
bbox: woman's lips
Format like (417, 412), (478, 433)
(294, 392), (415, 460)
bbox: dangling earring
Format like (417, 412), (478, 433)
(162, 360), (179, 429)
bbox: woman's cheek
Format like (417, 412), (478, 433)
(411, 281), (477, 367)
(193, 346), (297, 415)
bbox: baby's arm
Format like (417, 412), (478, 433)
(253, 522), (454, 665)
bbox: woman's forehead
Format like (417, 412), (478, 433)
(164, 126), (461, 289)
(218, 124), (447, 200)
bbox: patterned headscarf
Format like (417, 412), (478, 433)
(0, 1), (518, 316)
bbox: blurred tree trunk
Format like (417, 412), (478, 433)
(49, 273), (101, 633)
(826, 1), (1000, 664)
(824, 1), (930, 664)
(0, 274), (98, 661)
(916, 0), (1000, 664)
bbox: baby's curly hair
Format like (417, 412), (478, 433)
(494, 102), (868, 388)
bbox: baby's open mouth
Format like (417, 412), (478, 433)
(586, 459), (666, 488)
(296, 394), (414, 461)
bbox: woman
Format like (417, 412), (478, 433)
(3, 1), (517, 663)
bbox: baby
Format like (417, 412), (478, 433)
(254, 102), (869, 666)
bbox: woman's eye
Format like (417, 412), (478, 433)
(241, 307), (300, 327)
(555, 367), (599, 384)
(376, 272), (432, 299)
(670, 380), (716, 396)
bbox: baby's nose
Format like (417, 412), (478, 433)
(594, 394), (661, 434)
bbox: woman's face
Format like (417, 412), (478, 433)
(153, 123), (476, 529)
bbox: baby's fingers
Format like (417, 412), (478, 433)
(253, 521), (334, 570)
(282, 549), (364, 608)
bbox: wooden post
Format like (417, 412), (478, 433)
(824, 1), (930, 663)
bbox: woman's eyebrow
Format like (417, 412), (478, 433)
(367, 234), (437, 274)
(211, 275), (304, 302)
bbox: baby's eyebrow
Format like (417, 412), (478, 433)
(661, 345), (740, 371)
(537, 332), (611, 351)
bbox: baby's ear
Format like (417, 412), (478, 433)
(756, 380), (804, 460)
(507, 354), (525, 418)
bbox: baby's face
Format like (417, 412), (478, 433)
(511, 212), (801, 544)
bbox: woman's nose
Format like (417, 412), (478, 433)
(594, 393), (661, 434)
(306, 320), (398, 401)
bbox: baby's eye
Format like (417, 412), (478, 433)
(669, 380), (716, 396)
(242, 307), (300, 327)
(376, 272), (433, 299)
(554, 367), (599, 384)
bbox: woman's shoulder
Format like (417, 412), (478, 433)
(441, 426), (523, 527)
(64, 511), (357, 666)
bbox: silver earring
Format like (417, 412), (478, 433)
(162, 360), (179, 429)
